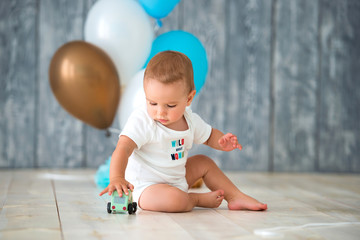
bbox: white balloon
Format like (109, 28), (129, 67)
(85, 0), (153, 87)
(119, 69), (146, 128)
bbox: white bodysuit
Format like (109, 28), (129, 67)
(121, 106), (212, 203)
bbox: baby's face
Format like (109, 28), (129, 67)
(144, 78), (195, 129)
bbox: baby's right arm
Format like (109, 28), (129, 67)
(99, 135), (137, 197)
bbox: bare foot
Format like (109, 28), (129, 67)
(191, 189), (225, 208)
(227, 192), (267, 211)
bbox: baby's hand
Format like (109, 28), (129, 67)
(218, 133), (243, 152)
(99, 176), (134, 197)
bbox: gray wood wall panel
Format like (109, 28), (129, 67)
(0, 0), (359, 172)
(182, 0), (227, 167)
(0, 0), (38, 167)
(37, 0), (85, 167)
(318, 0), (360, 172)
(223, 0), (272, 171)
(273, 0), (318, 171)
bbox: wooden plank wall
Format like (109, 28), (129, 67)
(0, 0), (359, 172)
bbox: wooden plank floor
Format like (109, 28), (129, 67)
(0, 170), (359, 239)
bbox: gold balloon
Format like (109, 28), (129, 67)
(49, 41), (120, 129)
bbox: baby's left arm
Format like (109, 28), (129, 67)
(204, 128), (242, 152)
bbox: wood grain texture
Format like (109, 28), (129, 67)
(318, 0), (360, 172)
(1, 170), (360, 239)
(224, 0), (272, 171)
(37, 0), (86, 167)
(0, 170), (62, 239)
(0, 0), (38, 167)
(273, 0), (318, 171)
(181, 0), (227, 167)
(0, 0), (359, 172)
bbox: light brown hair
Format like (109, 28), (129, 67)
(144, 51), (194, 93)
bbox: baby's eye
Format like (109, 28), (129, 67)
(149, 102), (157, 106)
(167, 104), (177, 108)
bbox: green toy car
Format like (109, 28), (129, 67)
(107, 190), (137, 214)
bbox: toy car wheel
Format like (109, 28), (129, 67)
(107, 202), (111, 214)
(133, 202), (137, 213)
(128, 203), (134, 214)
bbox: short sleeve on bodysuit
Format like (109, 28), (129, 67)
(190, 112), (212, 144)
(120, 108), (154, 149)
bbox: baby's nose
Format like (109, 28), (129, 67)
(158, 107), (167, 117)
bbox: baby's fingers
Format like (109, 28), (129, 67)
(223, 133), (234, 140)
(99, 187), (109, 196)
(128, 183), (135, 191)
(108, 185), (117, 196)
(122, 182), (135, 196)
(231, 137), (242, 150)
(121, 185), (129, 196)
(230, 135), (237, 143)
(115, 185), (125, 197)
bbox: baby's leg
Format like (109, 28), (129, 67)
(138, 184), (224, 213)
(186, 155), (267, 211)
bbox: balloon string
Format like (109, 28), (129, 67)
(153, 19), (162, 32)
(156, 19), (163, 28)
(106, 127), (121, 137)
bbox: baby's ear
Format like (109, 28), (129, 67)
(187, 90), (196, 106)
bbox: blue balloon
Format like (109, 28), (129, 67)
(145, 30), (208, 93)
(139, 0), (180, 19)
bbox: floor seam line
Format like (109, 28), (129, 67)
(51, 179), (64, 240)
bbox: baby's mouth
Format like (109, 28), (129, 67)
(158, 119), (168, 124)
